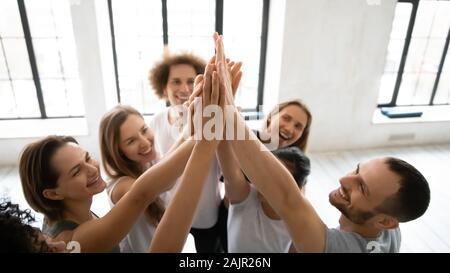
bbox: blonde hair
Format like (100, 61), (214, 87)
(99, 105), (164, 225)
(266, 100), (312, 152)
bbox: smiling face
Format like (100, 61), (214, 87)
(118, 114), (157, 166)
(46, 143), (106, 201)
(164, 64), (196, 106)
(267, 105), (309, 149)
(329, 158), (401, 225)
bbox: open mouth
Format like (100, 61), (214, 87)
(338, 187), (350, 203)
(176, 94), (190, 102)
(87, 175), (100, 187)
(139, 146), (153, 156)
(279, 131), (291, 141)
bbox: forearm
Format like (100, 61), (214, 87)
(150, 142), (217, 252)
(132, 138), (195, 202)
(217, 141), (249, 203)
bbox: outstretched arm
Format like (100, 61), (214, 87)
(150, 63), (224, 253)
(217, 141), (249, 204)
(71, 139), (195, 252)
(214, 33), (327, 253)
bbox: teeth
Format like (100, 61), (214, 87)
(339, 188), (347, 201)
(279, 132), (290, 140)
(139, 147), (152, 155)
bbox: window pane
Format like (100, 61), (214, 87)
(25, 0), (57, 37)
(167, 0), (215, 61)
(397, 73), (418, 106)
(377, 73), (397, 104)
(0, 46), (9, 80)
(66, 79), (85, 116)
(2, 38), (33, 79)
(413, 73), (436, 104)
(224, 0), (263, 109)
(32, 38), (63, 78)
(384, 39), (405, 72)
(25, 0), (84, 118)
(112, 0), (165, 114)
(434, 49), (450, 104)
(0, 81), (16, 117)
(12, 80), (40, 118)
(390, 3), (412, 39)
(0, 0), (24, 38)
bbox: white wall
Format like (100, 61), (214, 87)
(266, 0), (450, 152)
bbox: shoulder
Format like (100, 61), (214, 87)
(324, 228), (367, 253)
(110, 176), (136, 204)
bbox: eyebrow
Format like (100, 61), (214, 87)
(356, 163), (370, 197)
(68, 152), (89, 176)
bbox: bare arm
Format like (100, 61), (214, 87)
(150, 141), (217, 252)
(216, 141), (249, 204)
(214, 33), (327, 252)
(71, 139), (194, 252)
(150, 64), (224, 252)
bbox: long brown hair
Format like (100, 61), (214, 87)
(19, 136), (78, 221)
(99, 105), (164, 226)
(266, 100), (312, 152)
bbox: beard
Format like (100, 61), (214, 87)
(329, 192), (375, 225)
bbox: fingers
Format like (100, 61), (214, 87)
(211, 71), (219, 106)
(230, 61), (242, 77)
(232, 71), (243, 95)
(203, 64), (213, 106)
(188, 74), (204, 105)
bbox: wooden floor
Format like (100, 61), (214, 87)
(1, 144), (449, 253)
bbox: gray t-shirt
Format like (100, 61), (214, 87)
(325, 227), (401, 253)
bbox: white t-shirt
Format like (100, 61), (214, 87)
(227, 185), (292, 253)
(149, 108), (221, 229)
(106, 178), (157, 253)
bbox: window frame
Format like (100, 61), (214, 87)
(378, 0), (450, 108)
(108, 0), (270, 114)
(0, 0), (85, 120)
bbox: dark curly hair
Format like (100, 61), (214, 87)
(148, 52), (206, 100)
(0, 200), (49, 252)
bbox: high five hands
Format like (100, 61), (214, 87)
(183, 32), (242, 142)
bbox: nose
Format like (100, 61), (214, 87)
(339, 176), (356, 192)
(86, 160), (98, 177)
(138, 134), (152, 148)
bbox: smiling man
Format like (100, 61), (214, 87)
(213, 33), (431, 253)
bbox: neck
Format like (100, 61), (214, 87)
(61, 197), (94, 224)
(339, 214), (382, 238)
(168, 107), (182, 126)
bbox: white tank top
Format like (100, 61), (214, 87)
(149, 108), (221, 229)
(106, 178), (157, 253)
(227, 185), (292, 253)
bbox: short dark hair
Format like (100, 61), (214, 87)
(272, 146), (311, 189)
(377, 157), (430, 223)
(0, 200), (49, 252)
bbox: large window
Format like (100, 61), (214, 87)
(378, 0), (450, 107)
(109, 0), (270, 114)
(0, 0), (84, 119)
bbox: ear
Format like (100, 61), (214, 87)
(374, 214), (399, 230)
(42, 188), (64, 201)
(163, 88), (168, 98)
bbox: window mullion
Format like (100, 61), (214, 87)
(390, 0), (419, 107)
(429, 27), (450, 105)
(17, 0), (47, 118)
(256, 0), (269, 110)
(107, 0), (121, 103)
